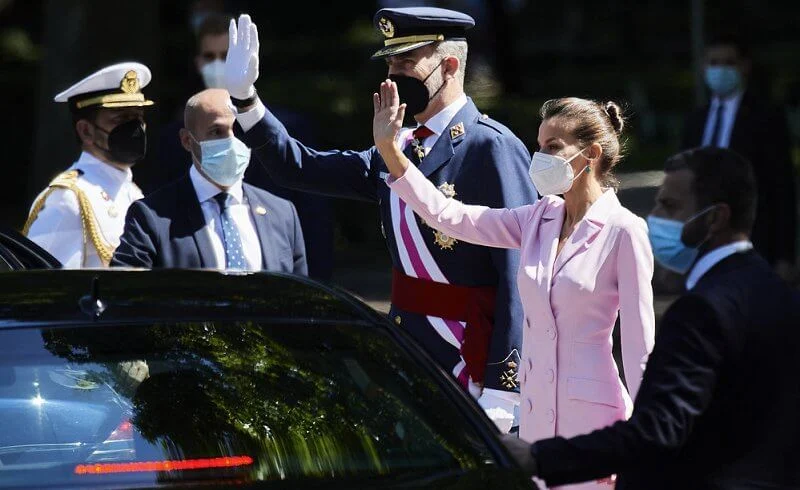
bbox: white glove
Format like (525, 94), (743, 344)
(478, 388), (519, 434)
(225, 14), (260, 100)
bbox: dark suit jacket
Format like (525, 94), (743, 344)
(111, 174), (307, 274)
(153, 108), (334, 281)
(681, 90), (797, 265)
(239, 98), (538, 393)
(532, 250), (800, 489)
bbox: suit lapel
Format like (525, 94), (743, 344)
(552, 220), (602, 276)
(181, 176), (216, 268)
(243, 185), (270, 270)
(417, 99), (479, 177)
(552, 190), (618, 276)
(538, 203), (564, 307)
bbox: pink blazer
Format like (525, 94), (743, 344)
(390, 165), (655, 443)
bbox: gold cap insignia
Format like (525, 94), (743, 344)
(120, 70), (140, 94)
(255, 206), (268, 216)
(449, 122), (465, 139)
(437, 182), (456, 199)
(433, 230), (457, 250)
(378, 17), (395, 38)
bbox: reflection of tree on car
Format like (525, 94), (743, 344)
(41, 320), (486, 479)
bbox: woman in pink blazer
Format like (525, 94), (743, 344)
(373, 82), (655, 489)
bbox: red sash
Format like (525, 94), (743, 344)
(391, 268), (496, 385)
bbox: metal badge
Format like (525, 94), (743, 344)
(437, 182), (456, 198)
(411, 139), (426, 161)
(449, 122), (465, 139)
(378, 17), (395, 38)
(254, 206), (268, 216)
(433, 230), (457, 250)
(120, 70), (140, 94)
(500, 368), (519, 389)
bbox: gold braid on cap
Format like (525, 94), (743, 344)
(23, 170), (115, 266)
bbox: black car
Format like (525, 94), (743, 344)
(0, 228), (535, 489)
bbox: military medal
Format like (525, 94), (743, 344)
(433, 231), (457, 250)
(438, 182), (456, 198)
(411, 139), (426, 161)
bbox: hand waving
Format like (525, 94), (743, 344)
(225, 14), (260, 100)
(372, 80), (406, 152)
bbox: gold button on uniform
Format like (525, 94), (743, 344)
(394, 315), (402, 325)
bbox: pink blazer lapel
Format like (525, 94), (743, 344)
(537, 202), (564, 308)
(552, 190), (621, 276)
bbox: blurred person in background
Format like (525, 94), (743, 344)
(680, 32), (797, 281)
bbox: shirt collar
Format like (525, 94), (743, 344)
(711, 89), (744, 110)
(189, 165), (244, 205)
(419, 94), (468, 137)
(74, 151), (133, 185)
(685, 240), (753, 290)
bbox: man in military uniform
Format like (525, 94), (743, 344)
(224, 10), (537, 431)
(24, 62), (154, 268)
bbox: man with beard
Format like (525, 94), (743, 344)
(223, 10), (537, 430)
(24, 62), (154, 268)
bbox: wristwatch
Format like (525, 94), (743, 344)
(230, 87), (258, 109)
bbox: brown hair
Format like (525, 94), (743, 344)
(195, 14), (232, 51)
(539, 97), (627, 189)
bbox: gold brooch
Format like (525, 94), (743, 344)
(437, 182), (456, 198)
(449, 122), (465, 139)
(120, 70), (140, 94)
(433, 230), (457, 250)
(378, 17), (395, 38)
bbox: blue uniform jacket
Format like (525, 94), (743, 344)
(239, 98), (537, 393)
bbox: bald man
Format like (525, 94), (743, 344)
(112, 89), (307, 273)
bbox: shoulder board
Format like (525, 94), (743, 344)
(475, 113), (506, 134)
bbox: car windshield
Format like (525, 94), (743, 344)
(0, 321), (495, 488)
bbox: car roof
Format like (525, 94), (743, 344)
(0, 269), (384, 328)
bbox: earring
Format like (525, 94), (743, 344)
(585, 165), (591, 173)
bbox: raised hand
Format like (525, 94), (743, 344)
(372, 79), (406, 153)
(225, 14), (260, 100)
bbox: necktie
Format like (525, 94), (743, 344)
(709, 103), (724, 147)
(212, 192), (246, 270)
(406, 125), (435, 165)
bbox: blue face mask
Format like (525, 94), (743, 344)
(704, 66), (741, 97)
(191, 135), (251, 187)
(646, 206), (716, 274)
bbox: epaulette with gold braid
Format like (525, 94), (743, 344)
(23, 169), (115, 265)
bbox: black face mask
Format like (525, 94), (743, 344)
(92, 119), (147, 164)
(388, 59), (445, 118)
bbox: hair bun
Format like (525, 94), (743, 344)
(604, 101), (624, 135)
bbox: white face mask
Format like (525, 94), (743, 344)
(528, 149), (586, 196)
(200, 59), (226, 89)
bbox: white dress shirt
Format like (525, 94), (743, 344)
(702, 90), (744, 148)
(686, 240), (754, 290)
(396, 93), (468, 155)
(189, 165), (263, 271)
(27, 151), (143, 268)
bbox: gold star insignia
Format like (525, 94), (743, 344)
(434, 230), (457, 250)
(500, 370), (518, 389)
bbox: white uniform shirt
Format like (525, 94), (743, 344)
(26, 151), (143, 268)
(189, 165), (263, 271)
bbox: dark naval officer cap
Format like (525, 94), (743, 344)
(53, 62), (155, 113)
(371, 7), (475, 59)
